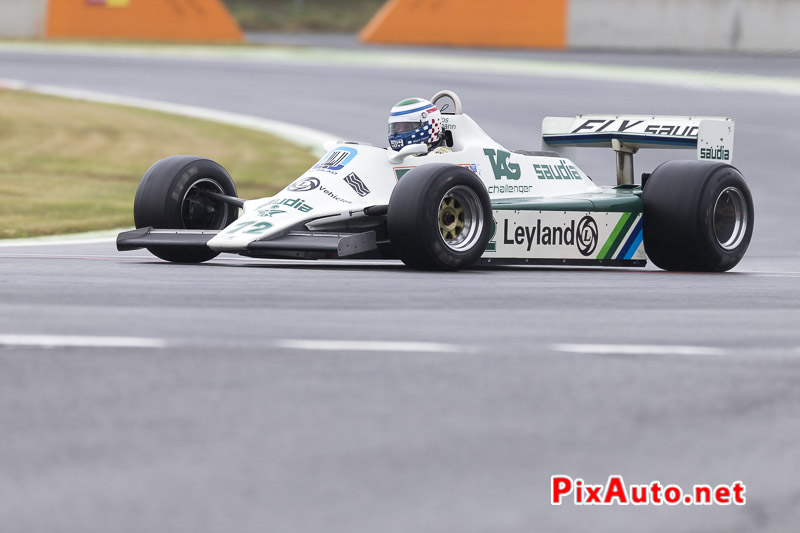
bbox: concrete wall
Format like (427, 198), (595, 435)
(738, 0), (800, 50)
(361, 0), (800, 52)
(0, 0), (48, 38)
(568, 0), (800, 52)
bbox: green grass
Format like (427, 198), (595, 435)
(223, 0), (385, 32)
(0, 90), (317, 239)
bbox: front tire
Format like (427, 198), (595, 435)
(133, 156), (238, 263)
(643, 160), (754, 272)
(388, 164), (492, 271)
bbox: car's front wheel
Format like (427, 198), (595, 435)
(388, 163), (492, 271)
(133, 156), (238, 263)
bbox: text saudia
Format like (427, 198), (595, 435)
(265, 197), (313, 212)
(700, 145), (731, 161)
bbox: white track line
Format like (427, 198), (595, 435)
(275, 340), (474, 353)
(0, 234), (122, 248)
(745, 272), (800, 279)
(0, 334), (166, 349)
(0, 78), (336, 157)
(3, 42), (800, 97)
(551, 344), (728, 356)
(0, 77), (338, 248)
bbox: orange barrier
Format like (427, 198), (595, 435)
(360, 0), (567, 49)
(46, 0), (243, 42)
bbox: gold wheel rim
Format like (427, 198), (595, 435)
(439, 196), (465, 242)
(436, 184), (484, 252)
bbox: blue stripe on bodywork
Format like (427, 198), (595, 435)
(544, 133), (697, 147)
(618, 218), (644, 260)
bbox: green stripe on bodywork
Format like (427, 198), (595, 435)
(491, 189), (643, 213)
(598, 212), (635, 260)
(588, 191), (644, 213)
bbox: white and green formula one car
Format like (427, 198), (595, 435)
(117, 90), (753, 272)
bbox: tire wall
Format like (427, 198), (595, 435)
(361, 0), (800, 52)
(360, 0), (569, 49)
(0, 0), (243, 42)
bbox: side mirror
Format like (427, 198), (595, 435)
(388, 143), (428, 164)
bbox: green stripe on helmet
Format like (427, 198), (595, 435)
(397, 98), (422, 106)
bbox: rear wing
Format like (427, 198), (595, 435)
(541, 115), (734, 185)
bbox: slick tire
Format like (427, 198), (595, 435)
(642, 160), (754, 272)
(388, 164), (492, 271)
(133, 156), (238, 263)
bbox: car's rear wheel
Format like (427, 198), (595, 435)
(643, 160), (754, 272)
(133, 156), (238, 263)
(388, 163), (492, 271)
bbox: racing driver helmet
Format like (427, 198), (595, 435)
(388, 97), (443, 151)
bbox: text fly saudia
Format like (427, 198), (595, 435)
(572, 119), (699, 138)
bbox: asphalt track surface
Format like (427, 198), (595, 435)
(1, 37), (800, 532)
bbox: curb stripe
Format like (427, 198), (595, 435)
(617, 217), (643, 260)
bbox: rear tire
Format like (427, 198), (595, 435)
(643, 160), (753, 272)
(133, 156), (238, 263)
(388, 164), (492, 271)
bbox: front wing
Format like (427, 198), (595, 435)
(117, 227), (379, 259)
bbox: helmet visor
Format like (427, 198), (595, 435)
(389, 121), (422, 135)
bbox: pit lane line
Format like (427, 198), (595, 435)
(0, 334), (166, 349)
(551, 344), (727, 356)
(0, 336), (471, 354)
(276, 341), (800, 359)
(2, 334), (798, 358)
(271, 342), (800, 360)
(275, 340), (476, 353)
(0, 337), (733, 356)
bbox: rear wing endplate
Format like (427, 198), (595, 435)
(541, 115), (734, 185)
